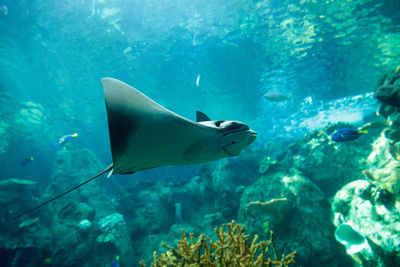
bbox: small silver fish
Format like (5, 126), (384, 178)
(196, 74), (200, 87)
(263, 91), (291, 102)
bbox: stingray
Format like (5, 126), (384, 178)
(12, 78), (257, 219)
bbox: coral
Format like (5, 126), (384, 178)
(334, 223), (370, 255)
(141, 221), (297, 267)
(15, 101), (46, 126)
(97, 213), (128, 244)
(246, 198), (288, 221)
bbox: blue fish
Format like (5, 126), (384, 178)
(331, 128), (368, 142)
(20, 156), (35, 166)
(111, 256), (119, 267)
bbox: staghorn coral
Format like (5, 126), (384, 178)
(141, 220), (297, 267)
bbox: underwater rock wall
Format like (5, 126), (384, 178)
(330, 66), (400, 266)
(0, 92), (14, 156)
(1, 125), (386, 266)
(0, 148), (135, 267)
(332, 135), (400, 265)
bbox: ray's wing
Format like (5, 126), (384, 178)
(102, 78), (215, 174)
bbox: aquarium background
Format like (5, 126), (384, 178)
(1, 0), (400, 266)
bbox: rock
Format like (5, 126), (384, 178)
(0, 120), (10, 155)
(208, 157), (259, 218)
(332, 180), (400, 266)
(258, 156), (278, 174)
(115, 179), (175, 235)
(239, 170), (351, 266)
(0, 179), (40, 221)
(45, 148), (115, 220)
(279, 128), (372, 196)
(375, 65), (400, 108)
(96, 213), (133, 266)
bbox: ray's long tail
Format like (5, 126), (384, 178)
(11, 164), (114, 220)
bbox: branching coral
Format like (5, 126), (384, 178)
(140, 220), (297, 267)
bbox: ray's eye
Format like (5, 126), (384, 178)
(228, 122), (241, 130)
(215, 120), (224, 127)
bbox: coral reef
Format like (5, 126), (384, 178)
(142, 221), (297, 267)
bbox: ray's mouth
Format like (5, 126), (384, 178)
(249, 130), (257, 136)
(223, 146), (236, 156)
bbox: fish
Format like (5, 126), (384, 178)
(59, 133), (78, 145)
(263, 90), (291, 102)
(20, 156), (34, 166)
(196, 74), (201, 87)
(0, 5), (8, 16)
(331, 128), (368, 142)
(111, 256), (119, 267)
(375, 84), (400, 107)
(103, 78), (256, 175)
(11, 78), (257, 219)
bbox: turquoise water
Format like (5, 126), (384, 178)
(1, 0), (400, 266)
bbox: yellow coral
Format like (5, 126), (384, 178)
(140, 220), (297, 267)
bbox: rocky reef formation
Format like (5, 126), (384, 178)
(0, 178), (42, 266)
(0, 92), (14, 156)
(0, 148), (134, 267)
(238, 169), (351, 266)
(276, 124), (374, 196)
(329, 65), (400, 266)
(331, 130), (400, 265)
(1, 118), (385, 267)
